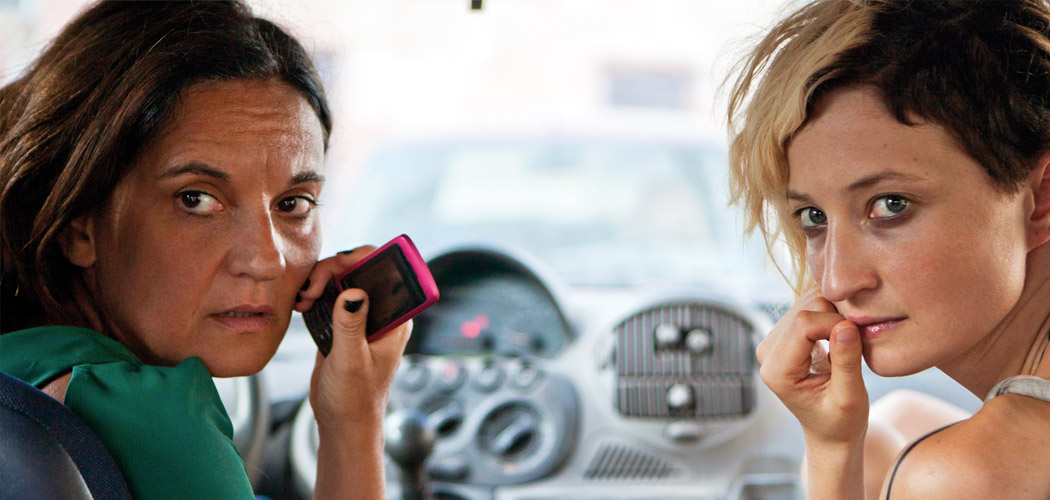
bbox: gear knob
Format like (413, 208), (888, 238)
(384, 409), (435, 500)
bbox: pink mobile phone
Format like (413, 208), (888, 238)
(303, 235), (439, 355)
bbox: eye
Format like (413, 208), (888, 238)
(798, 207), (827, 228)
(869, 195), (909, 219)
(177, 190), (223, 215)
(276, 195), (317, 217)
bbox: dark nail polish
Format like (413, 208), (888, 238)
(295, 293), (302, 302)
(343, 298), (364, 313)
(339, 245), (368, 255)
(300, 279), (310, 291)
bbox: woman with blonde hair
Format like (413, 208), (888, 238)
(727, 0), (1050, 498)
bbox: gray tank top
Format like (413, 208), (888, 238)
(984, 375), (1050, 403)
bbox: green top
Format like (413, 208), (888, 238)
(0, 326), (254, 500)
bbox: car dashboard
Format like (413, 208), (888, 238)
(287, 245), (804, 500)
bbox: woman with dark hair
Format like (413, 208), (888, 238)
(0, 1), (405, 498)
(727, 0), (1050, 499)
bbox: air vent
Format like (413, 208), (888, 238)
(614, 303), (756, 419)
(584, 443), (676, 480)
(617, 377), (754, 418)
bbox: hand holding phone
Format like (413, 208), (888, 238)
(303, 235), (439, 355)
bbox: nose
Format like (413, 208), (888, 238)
(817, 223), (878, 303)
(225, 213), (286, 281)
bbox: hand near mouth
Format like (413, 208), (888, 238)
(756, 288), (869, 499)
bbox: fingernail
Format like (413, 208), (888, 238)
(300, 279), (310, 291)
(339, 245), (368, 255)
(295, 293), (302, 303)
(834, 325), (859, 345)
(344, 299), (364, 313)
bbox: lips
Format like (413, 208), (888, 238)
(847, 316), (907, 340)
(211, 305), (274, 332)
(217, 311), (266, 318)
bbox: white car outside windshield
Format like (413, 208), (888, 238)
(323, 136), (789, 303)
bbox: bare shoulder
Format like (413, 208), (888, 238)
(882, 395), (1050, 500)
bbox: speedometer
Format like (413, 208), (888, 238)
(407, 248), (573, 358)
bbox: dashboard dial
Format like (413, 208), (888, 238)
(409, 245), (575, 359)
(411, 272), (569, 358)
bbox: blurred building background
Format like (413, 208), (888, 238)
(1, 0), (789, 227)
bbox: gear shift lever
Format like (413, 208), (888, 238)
(384, 409), (435, 500)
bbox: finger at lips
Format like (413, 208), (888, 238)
(760, 310), (846, 388)
(758, 290), (835, 364)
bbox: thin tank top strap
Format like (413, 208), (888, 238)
(984, 375), (1050, 403)
(883, 422), (960, 500)
(885, 375), (1049, 499)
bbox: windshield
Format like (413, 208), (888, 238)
(322, 137), (779, 289)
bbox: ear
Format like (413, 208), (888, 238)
(60, 214), (98, 269)
(1026, 151), (1050, 250)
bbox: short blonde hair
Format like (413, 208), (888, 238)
(726, 0), (1050, 294)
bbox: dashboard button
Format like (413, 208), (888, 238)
(511, 362), (543, 390)
(426, 403), (465, 437)
(666, 383), (694, 410)
(491, 417), (536, 456)
(472, 362), (504, 392)
(665, 420), (704, 442)
(435, 360), (466, 391)
(654, 323), (682, 349)
(685, 327), (713, 354)
(479, 404), (541, 459)
(396, 362), (430, 392)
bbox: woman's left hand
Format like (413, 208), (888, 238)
(295, 247), (412, 499)
(297, 246), (412, 431)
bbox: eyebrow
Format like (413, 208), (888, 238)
(158, 162), (228, 182)
(787, 171), (926, 204)
(158, 162), (325, 187)
(290, 171), (326, 187)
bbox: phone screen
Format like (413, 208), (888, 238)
(339, 244), (427, 336)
